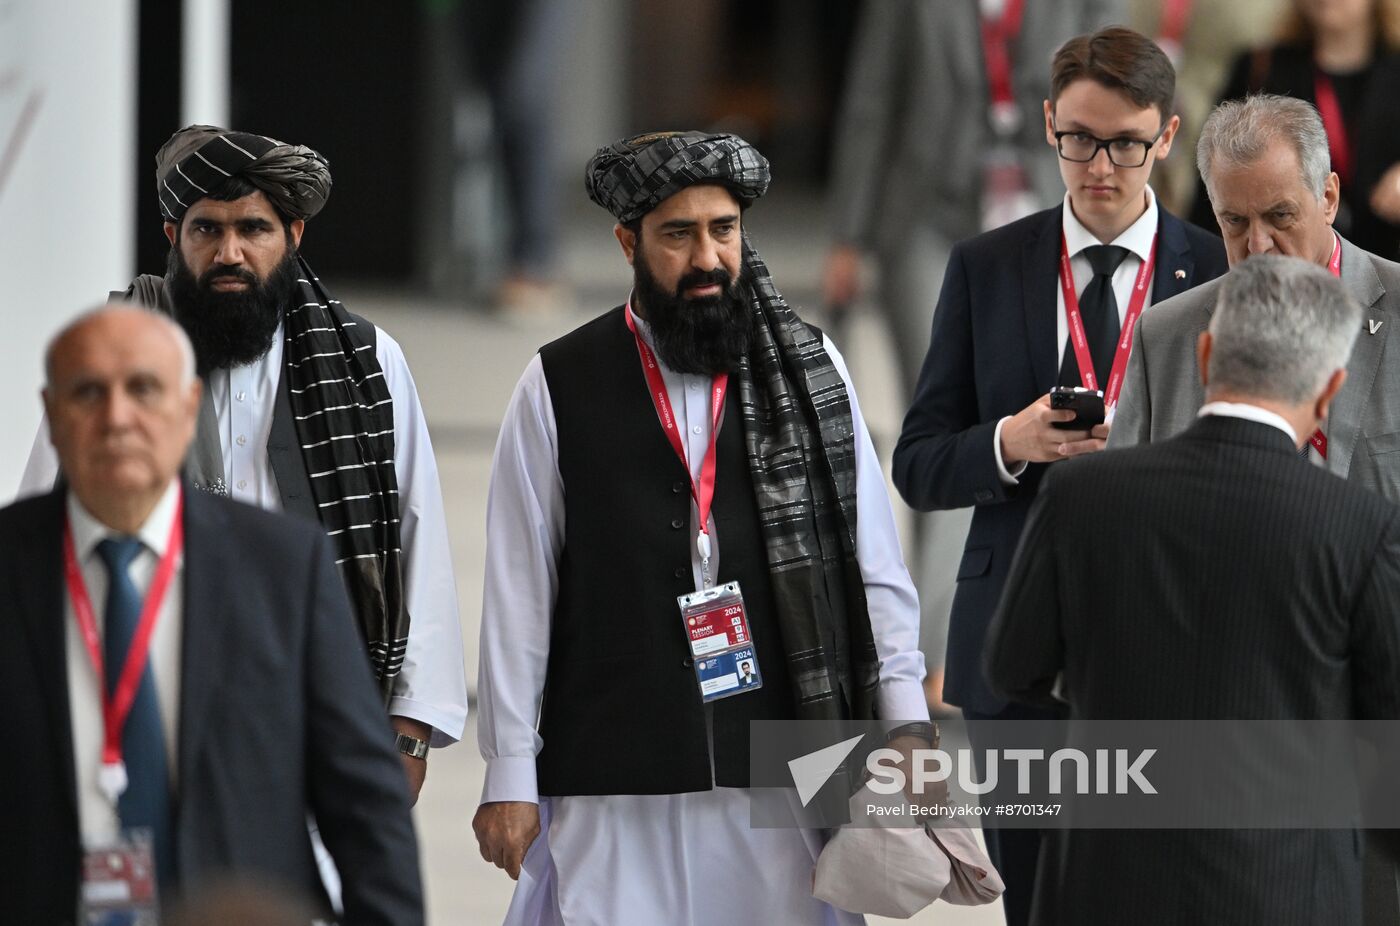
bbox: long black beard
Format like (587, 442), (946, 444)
(633, 254), (753, 375)
(166, 246), (300, 375)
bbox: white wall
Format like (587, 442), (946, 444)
(0, 0), (136, 498)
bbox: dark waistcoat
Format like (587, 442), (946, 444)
(536, 306), (795, 796)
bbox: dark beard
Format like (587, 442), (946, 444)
(166, 246), (300, 375)
(633, 252), (752, 375)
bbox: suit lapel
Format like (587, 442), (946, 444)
(1328, 237), (1388, 479)
(177, 488), (236, 783)
(16, 492), (78, 818)
(1150, 210), (1196, 305)
(1023, 206), (1064, 394)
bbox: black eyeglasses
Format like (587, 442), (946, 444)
(1053, 123), (1168, 168)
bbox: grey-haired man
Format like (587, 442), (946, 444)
(1111, 93), (1400, 502)
(989, 255), (1400, 926)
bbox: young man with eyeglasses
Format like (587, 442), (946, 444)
(892, 26), (1227, 926)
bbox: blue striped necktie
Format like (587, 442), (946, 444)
(96, 536), (174, 888)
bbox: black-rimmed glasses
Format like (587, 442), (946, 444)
(1053, 123), (1168, 168)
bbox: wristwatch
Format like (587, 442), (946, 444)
(885, 721), (939, 748)
(395, 733), (429, 760)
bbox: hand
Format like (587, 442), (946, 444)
(391, 716), (430, 805)
(473, 801), (541, 880)
(823, 245), (863, 308)
(1001, 395), (1108, 465)
(1370, 163), (1400, 223)
(885, 734), (949, 809)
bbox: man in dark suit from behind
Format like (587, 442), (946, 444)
(0, 306), (422, 925)
(986, 255), (1400, 926)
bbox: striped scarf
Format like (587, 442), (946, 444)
(281, 257), (408, 695)
(737, 237), (880, 723)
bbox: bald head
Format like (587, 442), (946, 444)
(43, 305), (202, 532)
(46, 305), (196, 389)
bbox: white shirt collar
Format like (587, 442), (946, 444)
(625, 297), (658, 350)
(1197, 401), (1299, 444)
(1061, 186), (1159, 264)
(66, 480), (182, 562)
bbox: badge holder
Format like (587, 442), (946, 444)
(678, 581), (764, 702)
(980, 103), (1037, 232)
(81, 829), (159, 926)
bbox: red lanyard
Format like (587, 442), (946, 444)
(64, 489), (184, 800)
(624, 307), (726, 578)
(1059, 234), (1157, 413)
(1308, 235), (1345, 459)
(1159, 0), (1192, 48)
(1314, 70), (1352, 189)
(980, 0), (1025, 133)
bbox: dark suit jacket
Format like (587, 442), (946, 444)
(0, 486), (422, 926)
(985, 415), (1400, 926)
(892, 203), (1228, 713)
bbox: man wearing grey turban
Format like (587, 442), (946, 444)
(21, 126), (468, 807)
(473, 131), (931, 924)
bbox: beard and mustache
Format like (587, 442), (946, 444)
(633, 245), (753, 375)
(166, 243), (301, 375)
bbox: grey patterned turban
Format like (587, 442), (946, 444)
(584, 130), (771, 224)
(155, 124), (332, 223)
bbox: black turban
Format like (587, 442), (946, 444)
(155, 124), (332, 223)
(584, 130), (770, 225)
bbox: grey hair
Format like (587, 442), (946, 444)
(45, 304), (197, 389)
(1207, 254), (1360, 404)
(1197, 94), (1331, 201)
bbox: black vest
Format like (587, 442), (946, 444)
(536, 307), (796, 796)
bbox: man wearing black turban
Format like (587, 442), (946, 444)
(22, 126), (468, 808)
(473, 131), (932, 923)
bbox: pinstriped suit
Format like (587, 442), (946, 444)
(985, 414), (1400, 925)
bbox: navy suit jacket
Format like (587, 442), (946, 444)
(0, 485), (423, 926)
(892, 203), (1228, 714)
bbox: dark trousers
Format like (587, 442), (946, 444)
(964, 702), (1067, 926)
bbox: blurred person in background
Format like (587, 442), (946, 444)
(19, 126), (469, 807)
(0, 307), (422, 926)
(473, 131), (929, 925)
(461, 0), (578, 315)
(1124, 0), (1291, 215)
(1188, 0), (1400, 260)
(822, 0), (1119, 716)
(892, 28), (1227, 925)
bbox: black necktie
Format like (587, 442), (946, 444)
(1060, 244), (1130, 388)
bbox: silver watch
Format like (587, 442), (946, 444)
(395, 733), (429, 760)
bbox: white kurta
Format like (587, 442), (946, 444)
(21, 322), (469, 744)
(478, 306), (928, 926)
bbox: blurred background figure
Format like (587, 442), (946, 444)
(1187, 0), (1400, 260)
(458, 0), (579, 317)
(1123, 0), (1290, 216)
(164, 879), (320, 926)
(822, 0), (1120, 714)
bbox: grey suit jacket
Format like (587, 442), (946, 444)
(828, 0), (1121, 251)
(1110, 236), (1400, 501)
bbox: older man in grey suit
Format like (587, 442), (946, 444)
(1111, 94), (1400, 501)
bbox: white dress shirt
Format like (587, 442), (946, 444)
(66, 481), (183, 850)
(1198, 401), (1300, 444)
(476, 306), (926, 925)
(994, 187), (1161, 484)
(24, 322), (468, 744)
